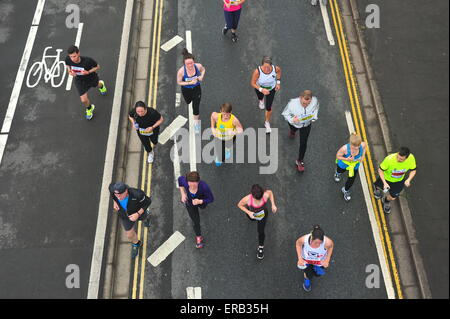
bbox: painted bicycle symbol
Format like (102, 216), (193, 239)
(26, 46), (67, 88)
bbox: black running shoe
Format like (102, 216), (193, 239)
(222, 26), (228, 35)
(231, 33), (238, 42)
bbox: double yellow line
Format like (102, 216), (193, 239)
(131, 0), (164, 299)
(329, 0), (403, 298)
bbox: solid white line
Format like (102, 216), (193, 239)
(344, 111), (395, 299)
(1, 26), (38, 134)
(161, 35), (184, 52)
(158, 115), (187, 145)
(32, 0), (46, 25)
(65, 22), (84, 91)
(87, 0), (134, 299)
(147, 231), (186, 267)
(320, 1), (335, 46)
(186, 287), (202, 299)
(0, 135), (8, 166)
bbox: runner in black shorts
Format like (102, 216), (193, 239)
(128, 101), (164, 164)
(109, 182), (151, 259)
(65, 45), (107, 120)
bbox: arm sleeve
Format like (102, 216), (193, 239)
(379, 157), (390, 171)
(201, 182), (214, 205)
(313, 101), (319, 120)
(281, 101), (294, 123)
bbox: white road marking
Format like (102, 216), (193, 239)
(65, 22), (84, 91)
(0, 1), (45, 166)
(175, 92), (181, 107)
(161, 35), (184, 52)
(185, 30), (197, 171)
(186, 287), (202, 299)
(344, 111), (395, 299)
(148, 231), (186, 267)
(0, 135), (7, 166)
(320, 1), (335, 45)
(173, 138), (181, 188)
(32, 0), (46, 25)
(87, 0), (134, 299)
(158, 115), (187, 145)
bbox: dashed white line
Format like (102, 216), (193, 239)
(158, 115), (187, 145)
(320, 1), (335, 45)
(161, 35), (184, 52)
(65, 22), (84, 91)
(148, 231), (186, 267)
(186, 287), (202, 299)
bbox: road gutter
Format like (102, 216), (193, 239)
(339, 0), (432, 299)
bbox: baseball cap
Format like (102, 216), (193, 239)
(113, 182), (128, 194)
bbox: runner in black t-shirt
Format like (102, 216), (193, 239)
(65, 45), (107, 120)
(128, 101), (164, 163)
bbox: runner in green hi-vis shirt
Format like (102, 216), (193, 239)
(373, 147), (417, 214)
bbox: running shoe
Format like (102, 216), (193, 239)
(303, 278), (312, 292)
(225, 148), (231, 160)
(289, 130), (296, 139)
(143, 209), (151, 227)
(342, 187), (351, 202)
(98, 80), (107, 96)
(231, 32), (238, 42)
(196, 236), (204, 248)
(264, 121), (272, 134)
(222, 26), (228, 35)
(194, 121), (201, 134)
(296, 160), (305, 172)
(131, 240), (141, 259)
(215, 158), (222, 167)
(85, 104), (95, 120)
(334, 171), (342, 182)
(313, 265), (326, 276)
(257, 247), (264, 260)
(147, 151), (154, 164)
(311, 0), (318, 5)
(382, 197), (391, 214)
(258, 99), (265, 110)
(372, 183), (383, 199)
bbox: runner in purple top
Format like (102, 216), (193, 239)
(178, 171), (214, 248)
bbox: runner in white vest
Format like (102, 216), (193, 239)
(295, 225), (334, 292)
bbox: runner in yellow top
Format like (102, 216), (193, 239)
(373, 146), (417, 214)
(211, 103), (243, 166)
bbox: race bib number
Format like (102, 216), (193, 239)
(71, 66), (85, 75)
(253, 210), (265, 221)
(299, 113), (314, 123)
(391, 169), (406, 179)
(139, 128), (153, 136)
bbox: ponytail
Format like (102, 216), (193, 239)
(182, 48), (195, 62)
(310, 225), (324, 242)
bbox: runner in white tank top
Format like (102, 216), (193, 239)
(295, 226), (334, 292)
(250, 56), (282, 133)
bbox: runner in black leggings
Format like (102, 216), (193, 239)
(177, 48), (206, 134)
(237, 184), (277, 260)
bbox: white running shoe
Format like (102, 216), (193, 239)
(194, 121), (201, 134)
(258, 99), (265, 110)
(264, 121), (272, 134)
(147, 151), (154, 163)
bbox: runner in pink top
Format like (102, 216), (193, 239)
(222, 0), (246, 42)
(237, 184), (277, 260)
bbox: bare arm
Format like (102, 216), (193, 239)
(266, 190), (277, 213)
(405, 169), (416, 187)
(197, 63), (206, 81)
(296, 236), (307, 266)
(275, 66), (281, 91)
(233, 116), (244, 134)
(322, 237), (334, 268)
(336, 145), (348, 161)
(237, 195), (255, 219)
